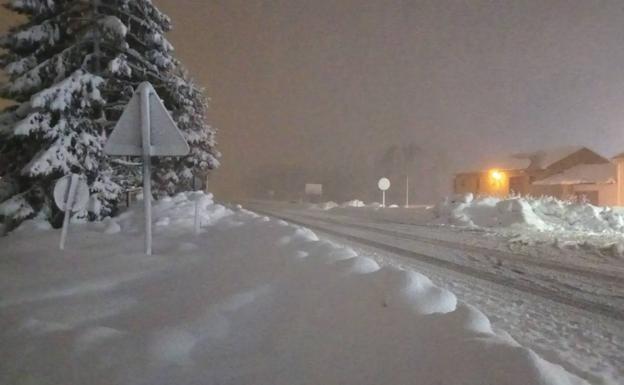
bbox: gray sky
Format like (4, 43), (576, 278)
(4, 1), (624, 203)
(153, 0), (624, 202)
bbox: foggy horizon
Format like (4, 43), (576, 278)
(4, 0), (624, 203)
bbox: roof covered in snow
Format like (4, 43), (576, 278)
(533, 163), (616, 185)
(459, 146), (608, 175)
(488, 157), (531, 170)
(611, 151), (624, 160)
(512, 146), (595, 169)
(461, 156), (530, 173)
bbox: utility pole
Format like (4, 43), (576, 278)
(405, 175), (409, 208)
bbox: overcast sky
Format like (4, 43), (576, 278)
(3, 1), (624, 202)
(153, 0), (624, 202)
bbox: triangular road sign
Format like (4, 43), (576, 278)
(104, 89), (142, 155)
(104, 82), (190, 156)
(103, 82), (190, 256)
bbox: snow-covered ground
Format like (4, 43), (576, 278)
(308, 194), (624, 266)
(0, 192), (592, 385)
(246, 199), (624, 385)
(434, 194), (624, 232)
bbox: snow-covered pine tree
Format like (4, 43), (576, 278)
(0, 0), (219, 228)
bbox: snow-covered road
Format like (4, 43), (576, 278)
(246, 201), (624, 385)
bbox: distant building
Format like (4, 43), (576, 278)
(453, 146), (624, 206)
(304, 183), (323, 203)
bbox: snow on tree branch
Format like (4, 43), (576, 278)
(0, 0), (219, 227)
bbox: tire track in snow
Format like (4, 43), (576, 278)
(248, 204), (624, 322)
(298, 210), (623, 284)
(283, 210), (624, 306)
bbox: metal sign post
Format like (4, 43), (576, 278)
(54, 174), (90, 250)
(104, 82), (189, 255)
(139, 84), (153, 255)
(378, 177), (390, 207)
(194, 198), (201, 235)
(189, 191), (203, 235)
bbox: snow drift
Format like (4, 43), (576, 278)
(309, 199), (378, 210)
(434, 193), (624, 233)
(0, 192), (587, 385)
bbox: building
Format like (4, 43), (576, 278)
(453, 146), (624, 206)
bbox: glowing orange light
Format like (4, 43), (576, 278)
(490, 169), (504, 182)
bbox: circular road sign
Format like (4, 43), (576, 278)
(378, 177), (391, 191)
(54, 175), (90, 212)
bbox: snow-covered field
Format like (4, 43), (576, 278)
(0, 192), (589, 385)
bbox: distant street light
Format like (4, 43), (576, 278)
(489, 169), (505, 191)
(490, 169), (504, 182)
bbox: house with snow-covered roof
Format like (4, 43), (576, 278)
(453, 146), (624, 206)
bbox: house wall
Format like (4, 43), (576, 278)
(454, 173), (479, 195)
(616, 158), (624, 206)
(574, 184), (617, 206)
(528, 183), (616, 206)
(454, 169), (528, 197)
(508, 171), (532, 195)
(529, 184), (569, 200)
(453, 148), (616, 202)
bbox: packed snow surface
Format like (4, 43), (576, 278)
(341, 199), (367, 207)
(309, 199), (380, 210)
(0, 192), (588, 385)
(309, 195), (624, 257)
(309, 194), (624, 235)
(434, 193), (624, 233)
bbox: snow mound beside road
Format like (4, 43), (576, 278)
(434, 193), (624, 234)
(310, 200), (379, 210)
(341, 199), (366, 207)
(0, 192), (587, 385)
(310, 200), (339, 210)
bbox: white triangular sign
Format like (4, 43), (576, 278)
(104, 82), (190, 156)
(104, 89), (142, 155)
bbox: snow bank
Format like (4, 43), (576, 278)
(308, 200), (436, 225)
(0, 192), (587, 385)
(341, 199), (366, 207)
(310, 199), (377, 210)
(434, 194), (624, 233)
(309, 200), (339, 210)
